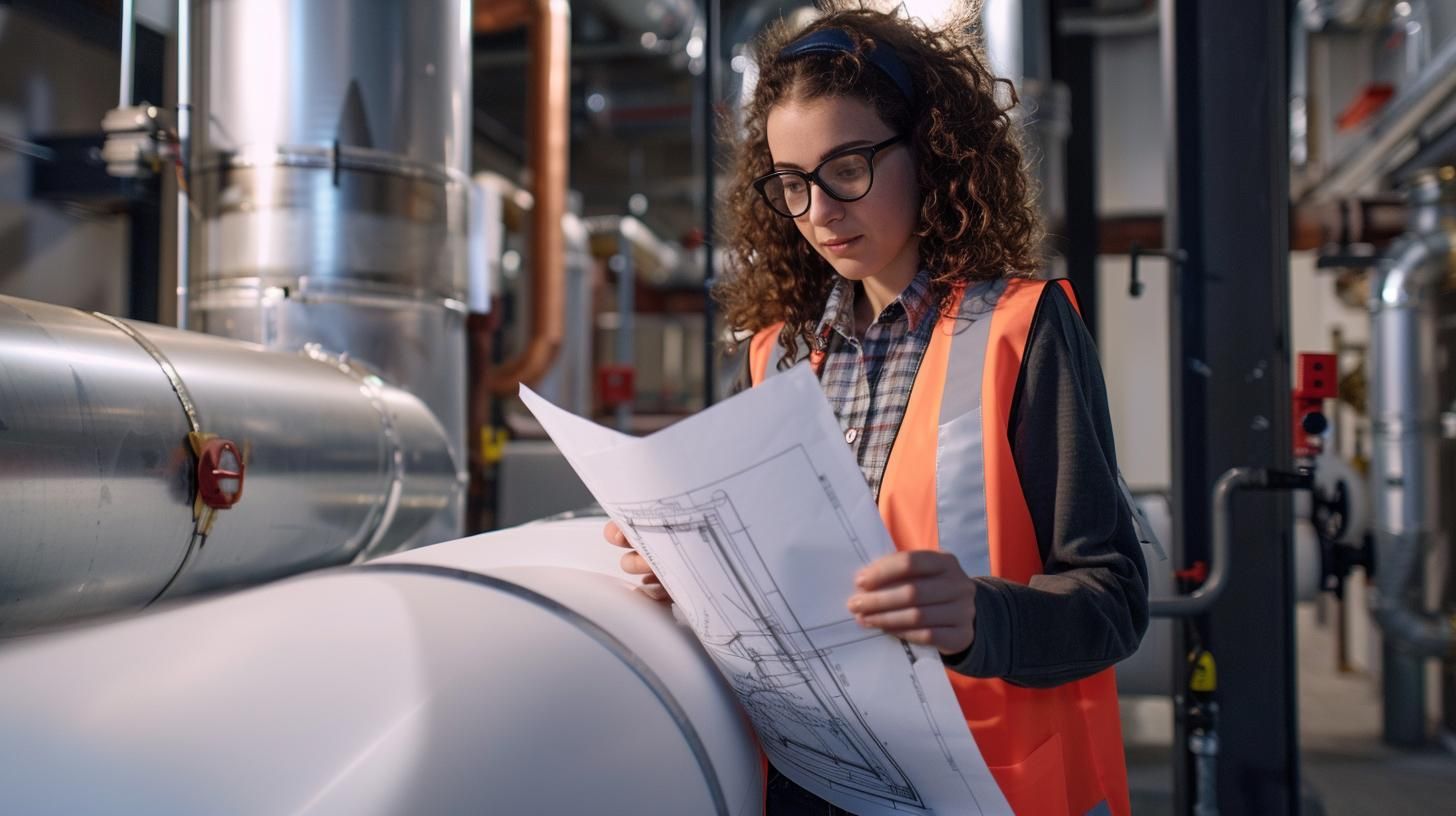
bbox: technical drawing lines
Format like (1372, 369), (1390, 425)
(611, 450), (929, 810)
(725, 656), (922, 808)
(898, 641), (986, 811)
(522, 366), (1007, 815)
(817, 472), (873, 564)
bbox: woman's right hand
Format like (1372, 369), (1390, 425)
(604, 520), (671, 603)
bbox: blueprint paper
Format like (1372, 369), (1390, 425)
(520, 365), (1012, 816)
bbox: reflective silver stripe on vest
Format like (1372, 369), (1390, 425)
(934, 279), (1005, 576)
(759, 280), (1010, 576)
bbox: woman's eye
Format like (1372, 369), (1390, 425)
(783, 179), (808, 195)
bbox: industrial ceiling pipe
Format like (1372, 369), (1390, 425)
(1369, 168), (1456, 657)
(1057, 1), (1159, 38)
(479, 0), (570, 395)
(1297, 36), (1456, 203)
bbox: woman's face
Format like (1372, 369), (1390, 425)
(764, 94), (920, 288)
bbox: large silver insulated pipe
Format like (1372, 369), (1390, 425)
(185, 0), (473, 544)
(0, 295), (458, 636)
(1368, 169), (1456, 745)
(981, 0), (1067, 229)
(0, 521), (762, 815)
(1369, 170), (1456, 655)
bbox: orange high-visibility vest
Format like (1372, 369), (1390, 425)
(749, 277), (1130, 816)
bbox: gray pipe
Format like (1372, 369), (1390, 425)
(1149, 467), (1275, 618)
(0, 295), (460, 636)
(1368, 170), (1456, 659)
(1297, 36), (1456, 202)
(1057, 1), (1159, 38)
(175, 0), (191, 330)
(119, 0), (135, 108)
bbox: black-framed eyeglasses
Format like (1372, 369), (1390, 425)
(752, 135), (905, 218)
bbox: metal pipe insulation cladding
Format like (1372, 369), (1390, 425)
(1369, 171), (1456, 657)
(186, 0), (477, 544)
(0, 295), (459, 636)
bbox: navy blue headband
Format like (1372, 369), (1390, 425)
(780, 28), (916, 104)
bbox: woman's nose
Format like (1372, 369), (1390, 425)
(804, 183), (845, 227)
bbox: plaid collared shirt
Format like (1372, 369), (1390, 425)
(815, 269), (938, 499)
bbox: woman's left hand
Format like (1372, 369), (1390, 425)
(847, 550), (978, 656)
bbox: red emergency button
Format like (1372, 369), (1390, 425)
(196, 438), (245, 509)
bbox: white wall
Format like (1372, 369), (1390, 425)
(1095, 32), (1165, 215)
(1091, 30), (1172, 495)
(1097, 254), (1173, 492)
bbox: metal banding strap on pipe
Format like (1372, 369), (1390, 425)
(89, 312), (202, 434)
(87, 311), (209, 603)
(356, 562), (731, 816)
(300, 345), (406, 561)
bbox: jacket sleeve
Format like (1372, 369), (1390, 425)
(942, 283), (1150, 688)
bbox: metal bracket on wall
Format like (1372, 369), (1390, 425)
(1128, 242), (1189, 298)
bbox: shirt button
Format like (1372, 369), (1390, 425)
(845, 428), (859, 445)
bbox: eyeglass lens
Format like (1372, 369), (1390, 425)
(762, 152), (873, 217)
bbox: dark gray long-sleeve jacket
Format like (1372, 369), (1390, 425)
(733, 282), (1149, 688)
(940, 283), (1149, 687)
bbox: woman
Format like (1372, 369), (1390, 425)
(606, 6), (1148, 814)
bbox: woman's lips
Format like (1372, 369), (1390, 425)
(821, 235), (861, 254)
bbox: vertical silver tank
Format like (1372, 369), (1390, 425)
(185, 0), (472, 546)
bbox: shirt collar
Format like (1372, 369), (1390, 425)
(813, 268), (935, 350)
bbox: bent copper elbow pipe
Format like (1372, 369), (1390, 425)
(477, 0), (570, 395)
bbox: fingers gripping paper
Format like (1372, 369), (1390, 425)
(519, 364), (1011, 816)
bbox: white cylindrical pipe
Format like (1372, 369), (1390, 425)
(0, 520), (762, 816)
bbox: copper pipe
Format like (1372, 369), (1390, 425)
(480, 0), (570, 395)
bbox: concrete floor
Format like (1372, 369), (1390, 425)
(1296, 604), (1456, 816)
(1120, 603), (1456, 815)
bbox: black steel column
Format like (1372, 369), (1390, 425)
(1050, 0), (1098, 339)
(126, 23), (167, 322)
(1167, 1), (1297, 814)
(701, 0), (721, 408)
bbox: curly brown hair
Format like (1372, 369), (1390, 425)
(713, 3), (1043, 363)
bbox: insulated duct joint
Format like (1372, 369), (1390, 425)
(1372, 598), (1456, 658)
